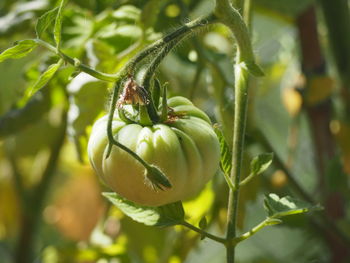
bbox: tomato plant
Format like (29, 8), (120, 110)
(1, 0), (348, 262)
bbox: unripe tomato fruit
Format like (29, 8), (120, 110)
(88, 96), (220, 206)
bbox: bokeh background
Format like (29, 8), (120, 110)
(0, 0), (350, 262)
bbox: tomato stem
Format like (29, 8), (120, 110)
(214, 0), (262, 262)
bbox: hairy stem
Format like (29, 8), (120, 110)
(226, 64), (249, 262)
(214, 0), (259, 261)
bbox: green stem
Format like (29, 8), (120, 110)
(215, 0), (254, 64)
(34, 39), (118, 82)
(234, 218), (281, 243)
(226, 64), (249, 263)
(215, 1), (260, 261)
(239, 172), (255, 187)
(180, 221), (227, 244)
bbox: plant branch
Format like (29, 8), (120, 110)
(234, 218), (281, 243)
(180, 221), (227, 244)
(34, 39), (117, 82)
(215, 0), (254, 64)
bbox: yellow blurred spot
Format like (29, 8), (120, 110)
(143, 245), (157, 263)
(188, 50), (198, 62)
(183, 183), (214, 223)
(271, 170), (288, 188)
(165, 4), (180, 17)
(169, 256), (181, 263)
(305, 76), (334, 106)
(282, 88), (302, 117)
(42, 246), (59, 263)
(330, 120), (341, 135)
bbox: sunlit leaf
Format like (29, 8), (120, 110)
(250, 153), (273, 176)
(0, 40), (38, 63)
(54, 0), (67, 48)
(103, 193), (184, 227)
(36, 7), (59, 38)
(27, 59), (63, 98)
(264, 193), (322, 219)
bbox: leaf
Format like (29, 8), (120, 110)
(36, 7), (59, 38)
(112, 5), (141, 22)
(103, 193), (184, 227)
(264, 193), (323, 219)
(0, 40), (38, 63)
(214, 125), (232, 175)
(250, 153), (273, 176)
(54, 0), (67, 48)
(27, 59), (63, 98)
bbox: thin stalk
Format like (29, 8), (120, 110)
(34, 39), (117, 82)
(180, 221), (227, 244)
(234, 218), (281, 243)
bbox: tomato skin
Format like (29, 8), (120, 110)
(88, 96), (220, 206)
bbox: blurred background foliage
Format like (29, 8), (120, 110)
(0, 0), (350, 262)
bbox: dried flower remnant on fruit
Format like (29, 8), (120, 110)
(117, 78), (149, 107)
(165, 108), (187, 123)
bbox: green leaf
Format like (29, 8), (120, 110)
(36, 7), (59, 39)
(214, 125), (232, 176)
(112, 5), (141, 22)
(0, 40), (38, 63)
(54, 0), (67, 48)
(250, 152), (273, 176)
(26, 59), (63, 98)
(103, 192), (184, 227)
(264, 193), (323, 219)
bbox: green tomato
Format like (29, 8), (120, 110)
(88, 96), (220, 207)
